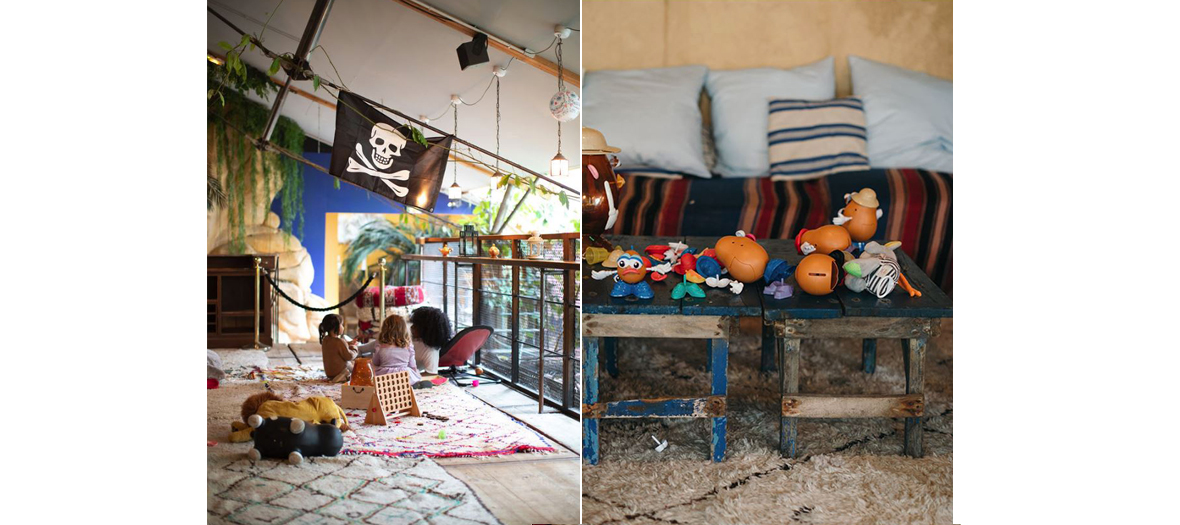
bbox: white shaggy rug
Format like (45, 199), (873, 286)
(583, 320), (953, 524)
(208, 381), (501, 524)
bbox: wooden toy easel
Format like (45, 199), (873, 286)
(364, 371), (420, 425)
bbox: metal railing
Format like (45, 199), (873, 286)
(404, 233), (580, 418)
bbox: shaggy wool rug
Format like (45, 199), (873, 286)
(209, 382), (502, 524)
(583, 320), (953, 524)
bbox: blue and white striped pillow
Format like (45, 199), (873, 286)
(767, 98), (869, 180)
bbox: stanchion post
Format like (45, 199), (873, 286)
(379, 257), (387, 322)
(245, 256), (269, 351)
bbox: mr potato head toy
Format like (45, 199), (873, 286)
(582, 127), (624, 250)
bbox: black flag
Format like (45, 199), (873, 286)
(330, 91), (454, 211)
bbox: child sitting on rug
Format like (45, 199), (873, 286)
(409, 306), (453, 375)
(319, 314), (359, 383)
(360, 315), (434, 389)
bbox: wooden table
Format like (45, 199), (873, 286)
(582, 236), (747, 464)
(582, 236), (952, 463)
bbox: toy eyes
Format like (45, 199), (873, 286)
(617, 258), (642, 270)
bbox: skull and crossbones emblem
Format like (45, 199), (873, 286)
(347, 123), (411, 197)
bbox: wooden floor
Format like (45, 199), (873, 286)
(267, 344), (582, 525)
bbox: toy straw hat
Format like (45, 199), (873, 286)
(582, 127), (621, 154)
(849, 188), (880, 208)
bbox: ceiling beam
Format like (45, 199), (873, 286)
(390, 0), (579, 87)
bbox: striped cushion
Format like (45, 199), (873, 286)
(767, 98), (870, 181)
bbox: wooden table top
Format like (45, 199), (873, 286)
(583, 235), (952, 320)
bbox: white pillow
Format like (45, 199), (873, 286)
(583, 66), (711, 178)
(706, 58), (835, 178)
(849, 56), (953, 173)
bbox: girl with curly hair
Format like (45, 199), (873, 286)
(409, 306), (452, 374)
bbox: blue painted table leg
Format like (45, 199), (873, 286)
(709, 337), (728, 462)
(604, 337), (618, 378)
(761, 322), (776, 373)
(780, 336), (800, 458)
(862, 339), (877, 374)
(583, 337), (600, 465)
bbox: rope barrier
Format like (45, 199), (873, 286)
(263, 269), (377, 312)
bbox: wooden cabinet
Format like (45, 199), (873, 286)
(208, 255), (277, 348)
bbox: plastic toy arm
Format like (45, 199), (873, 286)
(591, 270), (617, 280)
(876, 208), (884, 219)
(649, 262), (673, 274)
(832, 209), (852, 226)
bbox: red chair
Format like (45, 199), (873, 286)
(438, 326), (495, 385)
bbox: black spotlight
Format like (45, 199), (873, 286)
(456, 32), (490, 70)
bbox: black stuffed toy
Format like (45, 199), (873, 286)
(245, 415), (344, 465)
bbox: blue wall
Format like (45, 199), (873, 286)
(270, 152), (473, 298)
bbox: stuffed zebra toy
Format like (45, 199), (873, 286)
(843, 241), (922, 298)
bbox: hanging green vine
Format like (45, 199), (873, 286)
(207, 61), (305, 253)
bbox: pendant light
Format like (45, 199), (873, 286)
(549, 31), (571, 179)
(447, 99), (463, 207)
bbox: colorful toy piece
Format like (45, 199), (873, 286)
(246, 416), (343, 465)
(439, 243), (452, 257)
(833, 188), (883, 242)
(796, 224), (852, 256)
(603, 246), (625, 267)
(584, 246), (610, 266)
(610, 250), (655, 299)
(350, 358), (375, 386)
(713, 231), (770, 283)
(795, 252), (844, 296)
(843, 241), (923, 298)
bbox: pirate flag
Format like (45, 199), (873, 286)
(330, 91), (453, 210)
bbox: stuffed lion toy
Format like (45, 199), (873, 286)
(229, 392), (351, 443)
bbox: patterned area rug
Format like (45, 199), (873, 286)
(582, 320), (953, 524)
(267, 379), (559, 458)
(209, 380), (503, 524)
(208, 445), (501, 524)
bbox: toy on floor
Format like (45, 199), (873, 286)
(365, 370), (421, 426)
(229, 392), (351, 442)
(350, 358), (375, 386)
(843, 241), (923, 298)
(246, 416), (343, 465)
(796, 224), (852, 256)
(796, 252), (846, 296)
(833, 188), (883, 242)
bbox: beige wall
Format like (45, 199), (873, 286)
(582, 0), (952, 97)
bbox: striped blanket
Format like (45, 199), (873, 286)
(608, 168), (952, 293)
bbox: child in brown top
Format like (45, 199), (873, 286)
(319, 314), (358, 382)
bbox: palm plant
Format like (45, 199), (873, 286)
(341, 216), (456, 285)
(207, 173), (227, 210)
